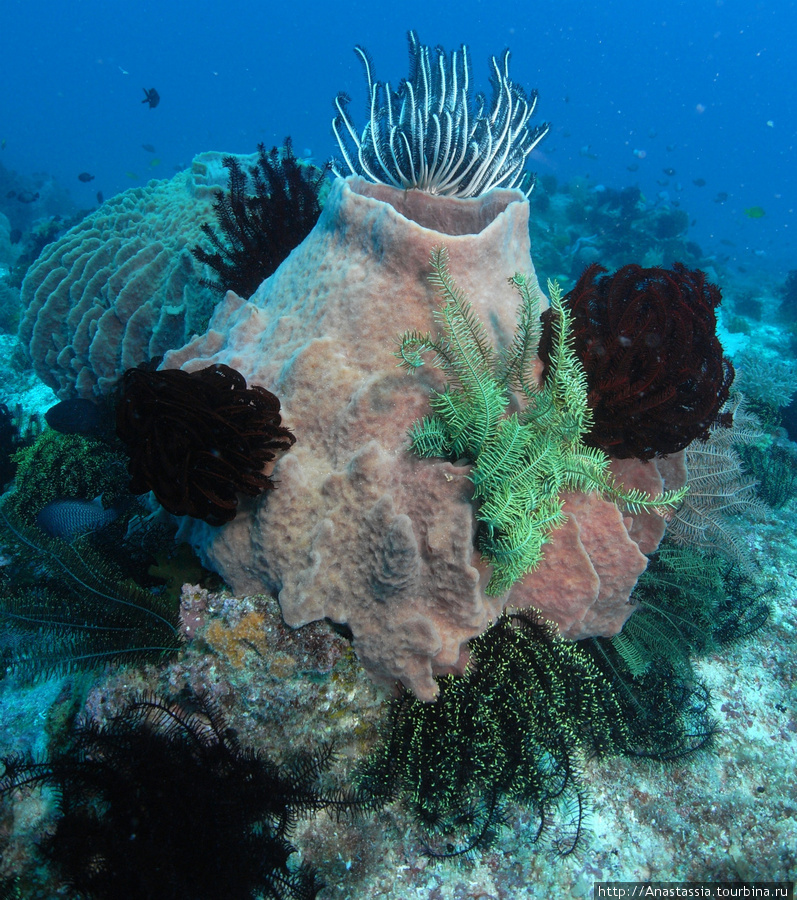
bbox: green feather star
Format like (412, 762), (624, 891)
(397, 247), (686, 595)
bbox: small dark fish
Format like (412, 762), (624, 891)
(142, 87), (160, 108)
(45, 398), (110, 437)
(77, 172), (95, 183)
(5, 190), (15, 199)
(96, 190), (104, 205)
(16, 190), (39, 203)
(142, 143), (156, 153)
(9, 228), (22, 244)
(36, 495), (120, 540)
(626, 163), (639, 172)
(714, 192), (729, 204)
(744, 206), (765, 219)
(720, 239), (736, 247)
(662, 167), (676, 176)
(693, 178), (707, 187)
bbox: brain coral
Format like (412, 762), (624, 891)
(17, 151), (257, 399)
(164, 176), (678, 701)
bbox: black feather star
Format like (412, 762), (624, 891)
(0, 693), (366, 900)
(192, 138), (329, 298)
(0, 503), (182, 680)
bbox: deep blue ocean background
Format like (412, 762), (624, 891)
(1, 0), (795, 278)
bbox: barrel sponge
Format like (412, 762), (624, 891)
(17, 151), (256, 399)
(164, 176), (677, 701)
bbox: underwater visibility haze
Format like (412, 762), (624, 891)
(0, 0), (795, 897)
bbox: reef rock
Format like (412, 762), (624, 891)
(166, 175), (673, 700)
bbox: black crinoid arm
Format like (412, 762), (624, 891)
(192, 138), (330, 298)
(0, 692), (369, 900)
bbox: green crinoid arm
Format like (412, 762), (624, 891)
(480, 497), (567, 595)
(396, 246), (508, 459)
(498, 273), (543, 400)
(603, 481), (688, 516)
(398, 251), (687, 598)
(408, 415), (451, 458)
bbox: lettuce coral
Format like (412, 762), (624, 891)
(17, 152), (255, 399)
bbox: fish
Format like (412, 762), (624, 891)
(96, 190), (104, 205)
(45, 398), (111, 437)
(142, 87), (160, 108)
(125, 172), (140, 180)
(142, 143), (156, 153)
(16, 190), (39, 203)
(626, 163), (639, 172)
(693, 178), (707, 187)
(744, 206), (766, 219)
(78, 172), (95, 182)
(662, 167), (676, 176)
(36, 495), (121, 540)
(5, 190), (15, 199)
(714, 192), (729, 204)
(1, 139), (5, 150)
(148, 157), (161, 168)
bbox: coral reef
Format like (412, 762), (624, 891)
(16, 152), (253, 399)
(192, 138), (330, 299)
(0, 504), (182, 679)
(538, 262), (734, 460)
(5, 429), (127, 527)
(0, 279), (21, 334)
(116, 363), (295, 525)
(0, 693), (364, 900)
(666, 397), (766, 566)
(165, 176), (681, 700)
(358, 608), (716, 858)
(333, 31), (549, 197)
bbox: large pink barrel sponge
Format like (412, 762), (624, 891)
(17, 151), (255, 399)
(165, 176), (675, 701)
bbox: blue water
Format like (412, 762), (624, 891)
(1, 0), (794, 276)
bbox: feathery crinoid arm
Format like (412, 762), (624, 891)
(497, 273), (542, 401)
(397, 253), (685, 596)
(521, 279), (592, 445)
(396, 246), (507, 459)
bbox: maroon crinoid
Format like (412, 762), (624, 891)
(539, 263), (734, 460)
(116, 364), (295, 524)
